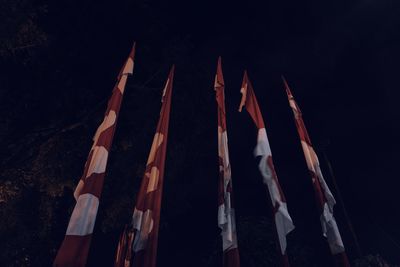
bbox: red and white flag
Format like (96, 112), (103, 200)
(215, 57), (240, 267)
(282, 77), (350, 267)
(239, 71), (294, 266)
(53, 43), (136, 267)
(114, 66), (175, 267)
(114, 225), (134, 267)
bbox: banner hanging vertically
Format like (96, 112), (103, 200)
(282, 77), (350, 267)
(114, 66), (175, 267)
(215, 57), (241, 267)
(239, 71), (294, 267)
(54, 43), (136, 267)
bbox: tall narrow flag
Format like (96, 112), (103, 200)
(282, 77), (350, 267)
(114, 66), (174, 267)
(239, 71), (294, 267)
(114, 225), (134, 267)
(54, 43), (136, 267)
(215, 57), (240, 267)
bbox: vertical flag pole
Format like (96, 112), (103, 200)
(321, 147), (362, 258)
(282, 76), (350, 267)
(114, 65), (175, 267)
(239, 71), (294, 267)
(54, 43), (136, 267)
(215, 57), (241, 267)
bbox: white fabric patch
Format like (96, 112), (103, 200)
(219, 206), (238, 251)
(214, 74), (219, 89)
(133, 210), (154, 252)
(86, 146), (108, 178)
(147, 167), (160, 193)
(289, 99), (298, 113)
(218, 193), (238, 251)
(161, 79), (169, 102)
(123, 57), (134, 75)
(218, 205), (238, 251)
(300, 140), (315, 172)
(117, 75), (128, 94)
(218, 128), (231, 182)
(301, 141), (337, 211)
(299, 133), (342, 254)
(275, 203), (295, 254)
(218, 203), (227, 226)
(217, 126), (238, 251)
(255, 128), (294, 254)
(66, 193), (99, 236)
(254, 128), (272, 157)
(308, 145), (320, 166)
(146, 132), (164, 165)
(93, 110), (116, 144)
(316, 165), (336, 210)
(132, 208), (143, 231)
(320, 203), (345, 254)
(73, 179), (85, 200)
(238, 82), (248, 112)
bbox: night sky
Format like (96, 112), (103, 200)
(1, 0), (400, 266)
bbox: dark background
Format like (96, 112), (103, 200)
(1, 0), (399, 266)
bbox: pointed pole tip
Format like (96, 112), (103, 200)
(128, 42), (136, 60)
(281, 75), (293, 97)
(242, 69), (248, 80)
(168, 64), (175, 80)
(281, 75), (288, 86)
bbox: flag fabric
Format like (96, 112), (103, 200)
(239, 71), (294, 266)
(54, 43), (136, 267)
(114, 66), (175, 267)
(114, 225), (134, 267)
(215, 57), (240, 267)
(282, 77), (350, 267)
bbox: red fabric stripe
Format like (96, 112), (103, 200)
(283, 78), (327, 210)
(105, 87), (123, 116)
(118, 43), (136, 79)
(114, 226), (128, 267)
(215, 57), (227, 131)
(223, 248), (240, 267)
(241, 73), (292, 266)
(333, 252), (351, 267)
(141, 68), (174, 267)
(79, 173), (105, 199)
(309, 170), (327, 213)
(240, 71), (265, 129)
(122, 66), (174, 267)
(54, 235), (92, 267)
(283, 77), (349, 263)
(215, 58), (240, 267)
(129, 43), (136, 61)
(132, 249), (146, 266)
(77, 64), (124, 189)
(55, 44), (135, 267)
(266, 156), (286, 203)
